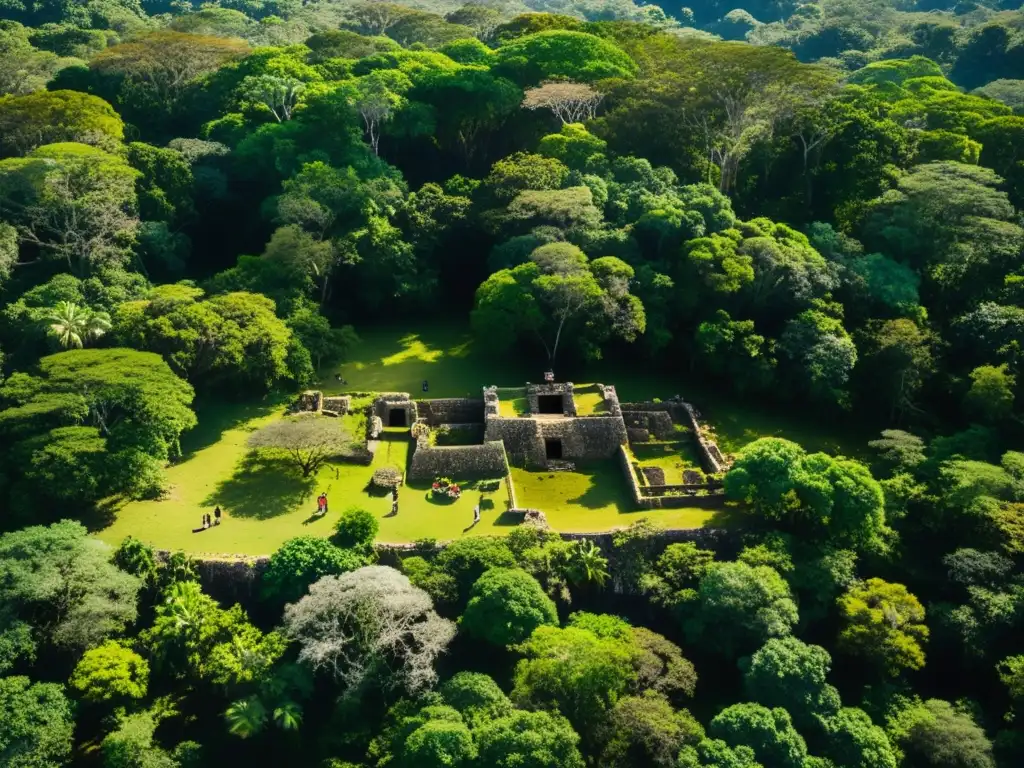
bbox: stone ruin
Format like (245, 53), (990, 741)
(326, 379), (732, 518)
(483, 382), (627, 470)
(373, 393), (417, 428)
(292, 390), (349, 417)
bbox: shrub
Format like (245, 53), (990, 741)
(335, 507), (379, 553)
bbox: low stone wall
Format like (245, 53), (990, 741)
(156, 551), (269, 605)
(618, 446), (726, 510)
(416, 398), (485, 426)
(681, 402), (729, 474)
(408, 436), (509, 480)
(639, 480), (724, 497)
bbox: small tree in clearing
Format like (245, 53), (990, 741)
(522, 81), (603, 124)
(247, 414), (352, 477)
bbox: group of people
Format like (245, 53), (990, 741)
(194, 506), (222, 532)
(317, 493), (329, 515)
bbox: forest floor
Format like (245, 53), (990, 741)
(96, 324), (871, 556)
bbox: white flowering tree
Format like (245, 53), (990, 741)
(283, 566), (456, 696)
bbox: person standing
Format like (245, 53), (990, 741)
(214, 506), (222, 525)
(317, 494), (325, 515)
(322, 493), (329, 514)
(473, 505), (481, 524)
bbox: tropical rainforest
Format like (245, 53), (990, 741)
(3, 0), (1024, 765)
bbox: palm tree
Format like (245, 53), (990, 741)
(564, 540), (610, 587)
(226, 696), (267, 739)
(43, 300), (111, 349)
(273, 701), (303, 732)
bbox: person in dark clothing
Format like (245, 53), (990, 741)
(214, 506), (222, 525)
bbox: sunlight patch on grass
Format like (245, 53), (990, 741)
(573, 385), (607, 415)
(510, 460), (714, 532)
(497, 388), (529, 418)
(632, 441), (704, 481)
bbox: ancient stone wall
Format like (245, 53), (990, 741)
(595, 384), (623, 418)
(156, 551), (269, 606)
(681, 402), (729, 474)
(621, 410), (675, 440)
(527, 381), (576, 416)
(618, 446), (726, 510)
(373, 393), (417, 426)
(484, 417), (545, 467)
(408, 436), (509, 480)
(416, 398), (485, 426)
(293, 390), (322, 413)
(536, 416), (627, 460)
(322, 396), (349, 416)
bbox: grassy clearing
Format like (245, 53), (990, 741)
(320, 326), (532, 398)
(510, 460), (714, 532)
(496, 388), (529, 418)
(573, 385), (607, 415)
(98, 406), (512, 555)
(96, 324), (868, 554)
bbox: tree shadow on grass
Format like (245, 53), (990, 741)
(81, 497), (122, 532)
(568, 462), (633, 511)
(493, 511), (521, 527)
(203, 453), (315, 520)
(180, 396), (290, 459)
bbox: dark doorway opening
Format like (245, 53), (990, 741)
(545, 439), (563, 460)
(388, 408), (407, 427)
(538, 395), (563, 415)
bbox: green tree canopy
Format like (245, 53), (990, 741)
(495, 30), (638, 85)
(0, 676), (74, 768)
(837, 578), (928, 675)
(261, 536), (368, 605)
(0, 520), (140, 652)
(461, 567), (559, 647)
(69, 640), (149, 703)
(685, 561), (798, 656)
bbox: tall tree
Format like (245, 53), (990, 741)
(0, 521), (141, 652)
(283, 566), (456, 696)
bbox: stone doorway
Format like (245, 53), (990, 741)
(388, 408), (407, 427)
(538, 394), (563, 415)
(545, 438), (563, 460)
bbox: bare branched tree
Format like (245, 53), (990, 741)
(247, 414), (353, 477)
(522, 81), (604, 124)
(284, 566), (456, 696)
